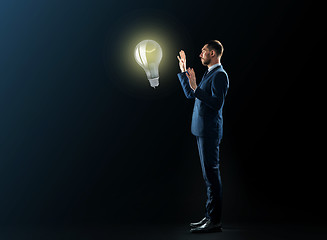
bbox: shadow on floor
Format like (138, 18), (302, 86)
(0, 223), (326, 240)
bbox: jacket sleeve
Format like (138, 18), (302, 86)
(194, 72), (228, 111)
(177, 72), (195, 99)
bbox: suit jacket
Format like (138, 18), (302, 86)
(177, 65), (229, 139)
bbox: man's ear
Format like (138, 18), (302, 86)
(210, 50), (215, 57)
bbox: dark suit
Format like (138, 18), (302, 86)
(177, 65), (229, 224)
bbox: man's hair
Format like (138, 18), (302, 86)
(206, 40), (224, 57)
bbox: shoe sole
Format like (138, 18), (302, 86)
(190, 227), (223, 233)
(190, 224), (204, 228)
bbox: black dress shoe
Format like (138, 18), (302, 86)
(190, 217), (208, 228)
(190, 220), (222, 233)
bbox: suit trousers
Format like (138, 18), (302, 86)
(196, 136), (222, 224)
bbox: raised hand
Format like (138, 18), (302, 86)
(186, 67), (197, 91)
(177, 50), (187, 72)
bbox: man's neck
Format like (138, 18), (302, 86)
(207, 59), (220, 68)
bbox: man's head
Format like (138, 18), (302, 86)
(199, 40), (224, 66)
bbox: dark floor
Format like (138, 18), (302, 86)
(0, 223), (326, 240)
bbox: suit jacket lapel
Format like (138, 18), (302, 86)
(198, 65), (222, 87)
(201, 70), (208, 81)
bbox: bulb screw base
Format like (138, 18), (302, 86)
(148, 77), (159, 88)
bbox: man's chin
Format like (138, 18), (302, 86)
(201, 59), (209, 66)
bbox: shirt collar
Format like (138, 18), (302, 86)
(208, 63), (221, 72)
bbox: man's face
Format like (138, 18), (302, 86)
(199, 44), (211, 66)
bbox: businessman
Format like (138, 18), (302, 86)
(177, 40), (229, 233)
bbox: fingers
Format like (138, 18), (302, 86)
(186, 72), (192, 80)
(179, 50), (186, 60)
(187, 67), (195, 76)
(186, 67), (195, 79)
(177, 55), (185, 63)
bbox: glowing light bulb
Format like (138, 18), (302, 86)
(134, 40), (162, 88)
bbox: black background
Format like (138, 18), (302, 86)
(0, 0), (325, 227)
